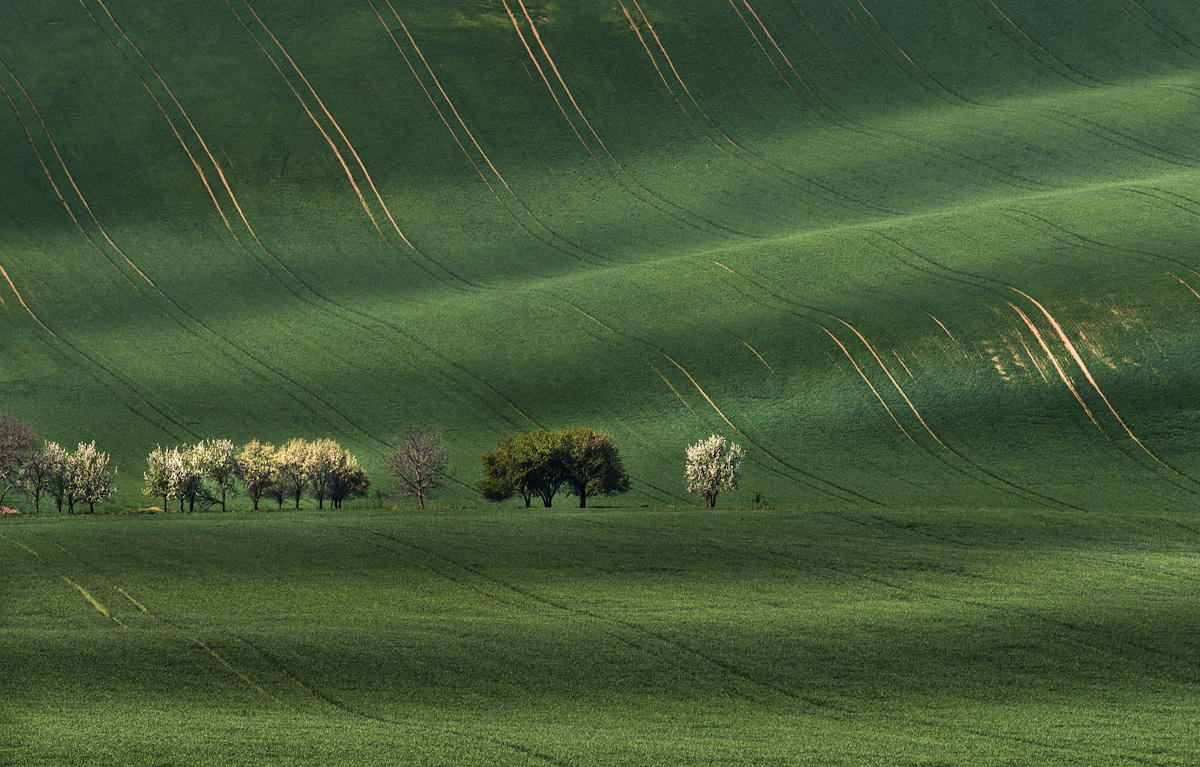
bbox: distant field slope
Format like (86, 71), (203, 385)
(3, 0), (1200, 509)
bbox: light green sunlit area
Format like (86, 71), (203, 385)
(4, 0), (1200, 763)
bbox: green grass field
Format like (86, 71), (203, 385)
(3, 0), (1200, 509)
(5, 507), (1200, 765)
(5, 2), (1200, 763)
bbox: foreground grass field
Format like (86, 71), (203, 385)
(4, 507), (1200, 765)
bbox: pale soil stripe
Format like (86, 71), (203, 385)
(0, 78), (85, 234)
(1016, 334), (1050, 384)
(2, 534), (125, 627)
(1012, 287), (1182, 472)
(740, 338), (775, 373)
(229, 1), (383, 237)
(632, 0), (745, 152)
(498, 0), (598, 162)
(892, 349), (914, 380)
(649, 363), (700, 418)
(1, 62), (156, 287)
(79, 0), (236, 240)
(662, 353), (739, 432)
(516, 0), (618, 159)
(241, 0), (415, 250)
(618, 1), (678, 99)
(1007, 301), (1103, 432)
(725, 0), (791, 86)
(0, 262), (53, 335)
(1169, 271), (1200, 301)
(90, 0), (261, 244)
(834, 316), (949, 450)
(928, 313), (960, 345)
(822, 327), (914, 441)
(739, 0), (819, 94)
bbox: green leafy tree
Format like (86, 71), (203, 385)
(561, 426), (630, 508)
(236, 440), (276, 511)
(328, 454), (370, 509)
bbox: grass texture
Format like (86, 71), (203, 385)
(5, 507), (1200, 765)
(3, 1), (1200, 510)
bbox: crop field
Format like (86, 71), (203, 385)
(5, 507), (1200, 765)
(1, 0), (1200, 509)
(5, 1), (1200, 763)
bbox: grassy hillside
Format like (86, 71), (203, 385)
(3, 0), (1200, 509)
(6, 508), (1200, 765)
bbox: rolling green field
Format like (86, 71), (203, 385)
(5, 2), (1200, 764)
(2, 0), (1200, 509)
(5, 507), (1200, 765)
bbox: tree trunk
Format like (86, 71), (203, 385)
(418, 491), (424, 510)
(221, 486), (227, 512)
(162, 495), (167, 513)
(88, 501), (95, 514)
(179, 497), (185, 513)
(33, 490), (40, 514)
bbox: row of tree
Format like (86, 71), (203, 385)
(0, 415), (118, 514)
(143, 438), (370, 512)
(478, 426), (630, 508)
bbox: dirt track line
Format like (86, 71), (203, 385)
(228, 2), (382, 238)
(724, 0), (791, 87)
(822, 327), (914, 441)
(1012, 286), (1189, 478)
(1007, 301), (1103, 432)
(970, 0), (1100, 87)
(892, 349), (914, 380)
(1169, 271), (1200, 301)
(0, 63), (153, 287)
(835, 316), (950, 450)
(2, 534), (126, 628)
(242, 0), (417, 252)
(661, 353), (738, 432)
(89, 0), (261, 244)
(648, 363), (700, 419)
(739, 338), (774, 373)
(1016, 333), (1050, 384)
(375, 2), (605, 265)
(856, 0), (975, 105)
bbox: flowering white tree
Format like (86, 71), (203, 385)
(236, 440), (276, 510)
(168, 445), (205, 513)
(685, 434), (744, 509)
(68, 441), (117, 514)
(197, 438), (238, 512)
(143, 445), (174, 512)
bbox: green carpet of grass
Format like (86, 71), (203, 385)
(5, 507), (1200, 765)
(3, 1), (1200, 509)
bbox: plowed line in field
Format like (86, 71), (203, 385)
(822, 327), (914, 441)
(366, 528), (832, 712)
(78, 0), (239, 238)
(740, 338), (774, 373)
(89, 0), (261, 244)
(661, 354), (737, 432)
(725, 0), (791, 86)
(1114, 0), (1200, 62)
(968, 0), (1100, 87)
(0, 63), (152, 287)
(2, 534), (125, 628)
(502, 0), (756, 239)
(649, 363), (700, 419)
(372, 2), (604, 265)
(1007, 301), (1102, 432)
(834, 316), (949, 450)
(714, 257), (1078, 510)
(4, 60), (386, 447)
(839, 0), (974, 105)
(228, 4), (384, 240)
(1017, 334), (1050, 383)
(625, 1), (899, 216)
(1170, 272), (1200, 300)
(241, 0), (417, 251)
(1013, 286), (1190, 479)
(893, 350), (914, 380)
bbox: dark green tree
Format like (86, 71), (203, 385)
(561, 426), (630, 508)
(479, 429), (570, 508)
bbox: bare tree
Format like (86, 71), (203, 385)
(0, 414), (38, 508)
(383, 428), (448, 510)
